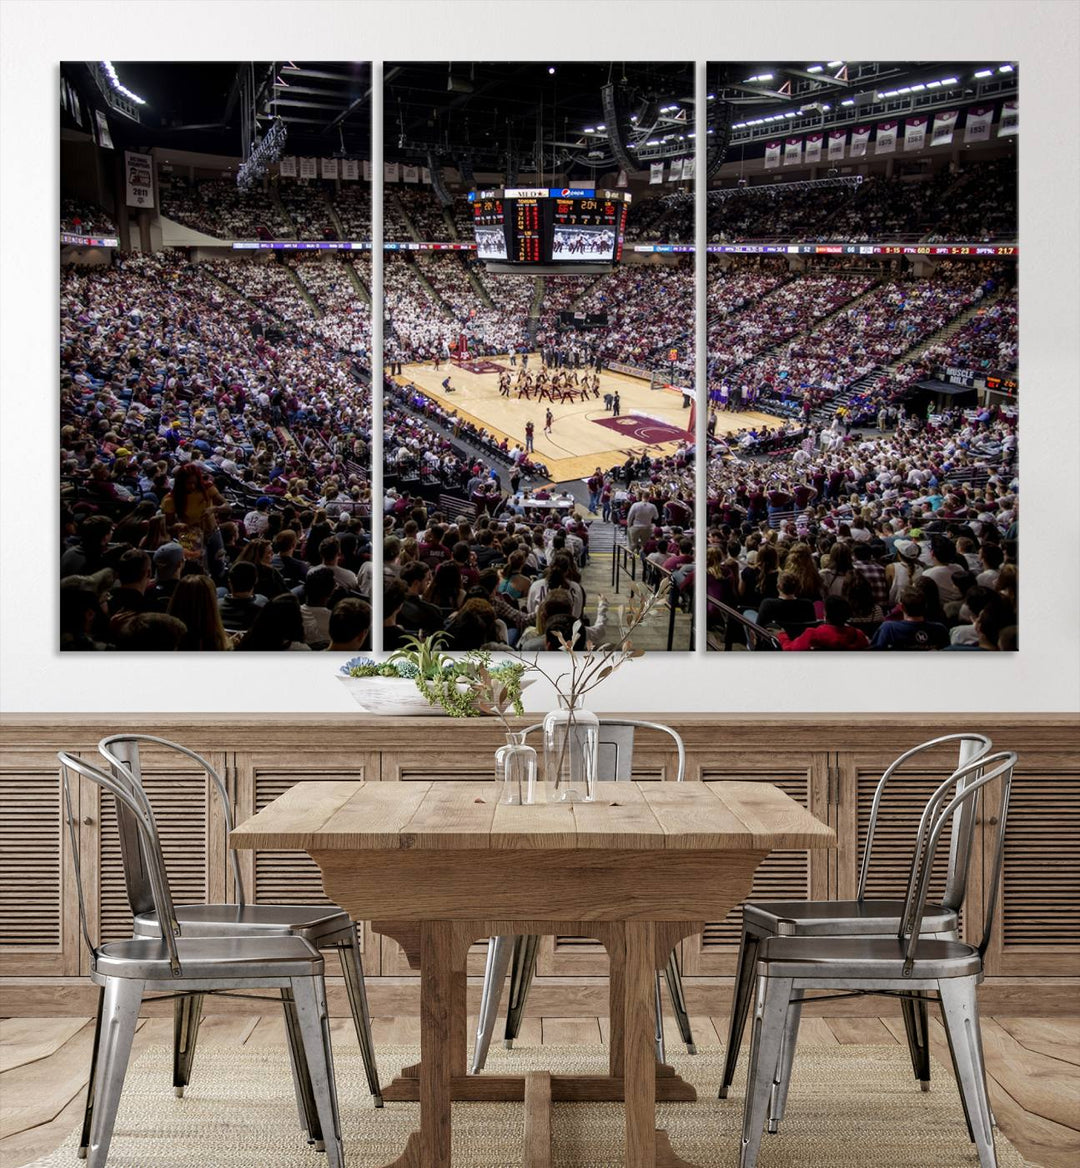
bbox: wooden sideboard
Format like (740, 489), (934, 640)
(2, 713), (1077, 1016)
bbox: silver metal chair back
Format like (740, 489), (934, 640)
(900, 751), (1016, 969)
(520, 718), (686, 782)
(99, 734), (245, 910)
(857, 733), (992, 910)
(58, 751), (183, 975)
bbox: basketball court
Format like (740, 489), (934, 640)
(391, 352), (776, 482)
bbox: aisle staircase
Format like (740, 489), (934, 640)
(283, 265), (323, 319)
(389, 191), (422, 242)
(408, 257), (455, 319)
(443, 207), (460, 241)
(463, 258), (494, 308)
(325, 193), (347, 241)
(882, 288), (1005, 376)
(346, 260), (372, 304)
(528, 276), (546, 343)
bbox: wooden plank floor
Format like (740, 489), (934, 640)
(2, 1014), (1076, 1168)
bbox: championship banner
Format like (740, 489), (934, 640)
(828, 129), (846, 160)
(931, 110), (959, 146)
(340, 159), (358, 181)
(616, 169), (628, 188)
(668, 159), (683, 181)
(124, 151), (153, 208)
(362, 160), (372, 181)
(904, 115), (927, 151)
(964, 106), (994, 143)
(421, 166), (431, 183)
(95, 109), (114, 150)
(874, 122), (898, 154)
(804, 132), (823, 163)
(783, 137), (803, 165)
(402, 165), (420, 183)
(998, 100), (1019, 137)
(764, 141), (781, 169)
(650, 161), (664, 184)
(279, 156), (297, 177)
(299, 157), (318, 179)
(384, 162), (400, 182)
(849, 126), (870, 157)
(681, 157), (695, 180)
(321, 157), (339, 179)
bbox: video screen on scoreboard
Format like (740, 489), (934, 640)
(474, 225), (508, 259)
(551, 224), (617, 261)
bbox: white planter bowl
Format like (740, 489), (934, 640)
(338, 674), (533, 716)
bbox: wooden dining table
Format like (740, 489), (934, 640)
(230, 778), (835, 1168)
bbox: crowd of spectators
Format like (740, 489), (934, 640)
(288, 254), (372, 356)
(60, 247), (379, 650)
(158, 176), (293, 240)
(277, 182), (338, 240)
(62, 198), (117, 236)
(703, 406), (1018, 650)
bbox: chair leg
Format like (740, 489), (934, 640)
(739, 975), (793, 1168)
(503, 934), (540, 1049)
(472, 935), (514, 1073)
(291, 976), (345, 1168)
(282, 987), (321, 1146)
(654, 973), (666, 1064)
(337, 925), (383, 1105)
(85, 977), (143, 1168)
(172, 993), (203, 1097)
(720, 928), (761, 1098)
(77, 985), (106, 1158)
(664, 949), (696, 1054)
(767, 990), (803, 1133)
(900, 990), (932, 1091)
(939, 978), (997, 1168)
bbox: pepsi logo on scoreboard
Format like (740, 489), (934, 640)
(549, 187), (596, 197)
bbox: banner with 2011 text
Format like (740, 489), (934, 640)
(124, 151), (154, 208)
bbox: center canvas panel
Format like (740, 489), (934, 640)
(381, 61), (696, 653)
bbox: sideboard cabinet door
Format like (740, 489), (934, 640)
(0, 753), (80, 976)
(233, 750), (381, 975)
(680, 751), (829, 976)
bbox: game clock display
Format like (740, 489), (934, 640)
(471, 188), (630, 265)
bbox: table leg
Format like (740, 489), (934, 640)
(624, 920), (657, 1167)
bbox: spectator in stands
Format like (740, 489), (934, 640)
(236, 593), (310, 651)
(327, 598), (372, 652)
(168, 574), (231, 651)
(300, 568), (337, 647)
(870, 586), (949, 651)
(754, 573), (817, 633)
(779, 596), (869, 651)
(218, 561), (266, 633)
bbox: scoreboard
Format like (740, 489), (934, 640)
(469, 187), (631, 266)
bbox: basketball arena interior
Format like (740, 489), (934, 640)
(59, 59), (1018, 654)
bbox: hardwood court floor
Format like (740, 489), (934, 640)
(394, 354), (774, 483)
(2, 1013), (1076, 1168)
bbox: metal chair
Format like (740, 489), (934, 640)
(79, 734), (379, 1154)
(738, 750), (1016, 1168)
(58, 752), (345, 1168)
(472, 719), (693, 1073)
(720, 732), (992, 1101)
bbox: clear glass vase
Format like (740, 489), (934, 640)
(543, 697), (600, 803)
(495, 730), (538, 805)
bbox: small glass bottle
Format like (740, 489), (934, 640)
(495, 730), (538, 805)
(543, 696), (600, 803)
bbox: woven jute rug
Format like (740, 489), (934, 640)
(29, 1042), (1029, 1167)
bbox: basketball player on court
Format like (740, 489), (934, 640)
(544, 408), (554, 438)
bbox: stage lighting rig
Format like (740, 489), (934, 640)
(237, 117), (287, 189)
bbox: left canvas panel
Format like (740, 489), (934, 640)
(60, 61), (375, 652)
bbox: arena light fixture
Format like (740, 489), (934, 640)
(974, 69), (994, 78)
(101, 61), (147, 106)
(841, 98), (855, 106)
(744, 73), (774, 83)
(826, 61), (844, 68)
(807, 65), (824, 73)
(998, 63), (1014, 73)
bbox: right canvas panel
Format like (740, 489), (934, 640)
(704, 61), (1018, 653)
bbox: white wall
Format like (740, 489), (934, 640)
(4, 1), (1078, 714)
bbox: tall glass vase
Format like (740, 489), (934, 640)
(495, 730), (537, 805)
(543, 696), (599, 803)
